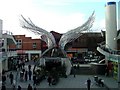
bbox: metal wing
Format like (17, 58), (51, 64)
(59, 11), (95, 49)
(20, 15), (56, 48)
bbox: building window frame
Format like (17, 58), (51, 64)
(33, 42), (37, 49)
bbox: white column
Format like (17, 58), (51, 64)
(118, 1), (120, 30)
(118, 1), (120, 84)
(105, 2), (117, 64)
(4, 38), (8, 70)
(0, 19), (2, 74)
(105, 2), (117, 50)
(0, 19), (2, 38)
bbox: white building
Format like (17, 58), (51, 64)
(118, 1), (120, 30)
(0, 19), (17, 75)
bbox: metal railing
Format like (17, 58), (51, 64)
(2, 30), (13, 35)
(98, 44), (120, 55)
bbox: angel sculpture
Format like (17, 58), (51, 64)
(20, 11), (95, 76)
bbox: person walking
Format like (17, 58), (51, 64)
(25, 70), (28, 81)
(47, 75), (52, 86)
(28, 70), (32, 80)
(33, 85), (37, 90)
(33, 74), (36, 85)
(20, 71), (24, 81)
(73, 66), (76, 78)
(17, 85), (21, 90)
(2, 69), (5, 75)
(1, 84), (6, 90)
(12, 83), (16, 90)
(27, 84), (32, 90)
(9, 72), (14, 84)
(105, 66), (109, 76)
(87, 78), (91, 90)
(28, 65), (31, 71)
(2, 75), (6, 85)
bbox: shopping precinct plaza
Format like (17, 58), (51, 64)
(0, 1), (120, 90)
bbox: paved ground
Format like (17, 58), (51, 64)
(0, 61), (119, 90)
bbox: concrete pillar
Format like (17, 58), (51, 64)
(4, 38), (8, 70)
(105, 1), (117, 65)
(105, 2), (117, 50)
(0, 19), (2, 74)
(118, 1), (120, 84)
(0, 19), (2, 38)
(118, 1), (120, 30)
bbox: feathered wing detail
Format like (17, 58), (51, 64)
(41, 34), (54, 48)
(20, 15), (56, 48)
(59, 11), (95, 49)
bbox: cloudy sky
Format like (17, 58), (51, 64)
(0, 0), (119, 38)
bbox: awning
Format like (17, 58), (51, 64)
(17, 50), (25, 54)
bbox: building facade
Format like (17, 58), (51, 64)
(41, 31), (105, 63)
(9, 35), (42, 62)
(66, 32), (104, 61)
(9, 31), (105, 65)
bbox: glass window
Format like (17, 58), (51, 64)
(33, 43), (36, 49)
(16, 39), (22, 49)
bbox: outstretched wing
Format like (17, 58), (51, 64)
(20, 15), (56, 48)
(59, 11), (95, 49)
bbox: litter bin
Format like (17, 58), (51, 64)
(94, 76), (98, 82)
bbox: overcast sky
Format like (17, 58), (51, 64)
(0, 0), (119, 38)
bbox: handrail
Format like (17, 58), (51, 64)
(98, 44), (120, 55)
(2, 30), (13, 35)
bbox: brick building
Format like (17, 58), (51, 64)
(42, 31), (105, 62)
(9, 35), (41, 61)
(9, 31), (104, 64)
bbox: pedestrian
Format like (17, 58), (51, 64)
(12, 83), (16, 90)
(20, 71), (24, 81)
(28, 65), (31, 71)
(33, 74), (36, 85)
(12, 78), (16, 90)
(73, 66), (76, 78)
(98, 78), (104, 87)
(47, 75), (52, 86)
(33, 85), (37, 90)
(9, 72), (14, 84)
(1, 84), (6, 90)
(27, 84), (32, 90)
(2, 69), (5, 75)
(28, 70), (32, 80)
(17, 85), (21, 90)
(2, 75), (6, 85)
(87, 78), (91, 90)
(105, 65), (109, 76)
(25, 70), (28, 81)
(22, 68), (25, 74)
(22, 61), (25, 69)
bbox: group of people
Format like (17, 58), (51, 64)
(17, 84), (36, 90)
(1, 71), (15, 90)
(1, 63), (37, 90)
(15, 60), (25, 71)
(2, 71), (14, 85)
(19, 68), (32, 82)
(1, 83), (35, 90)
